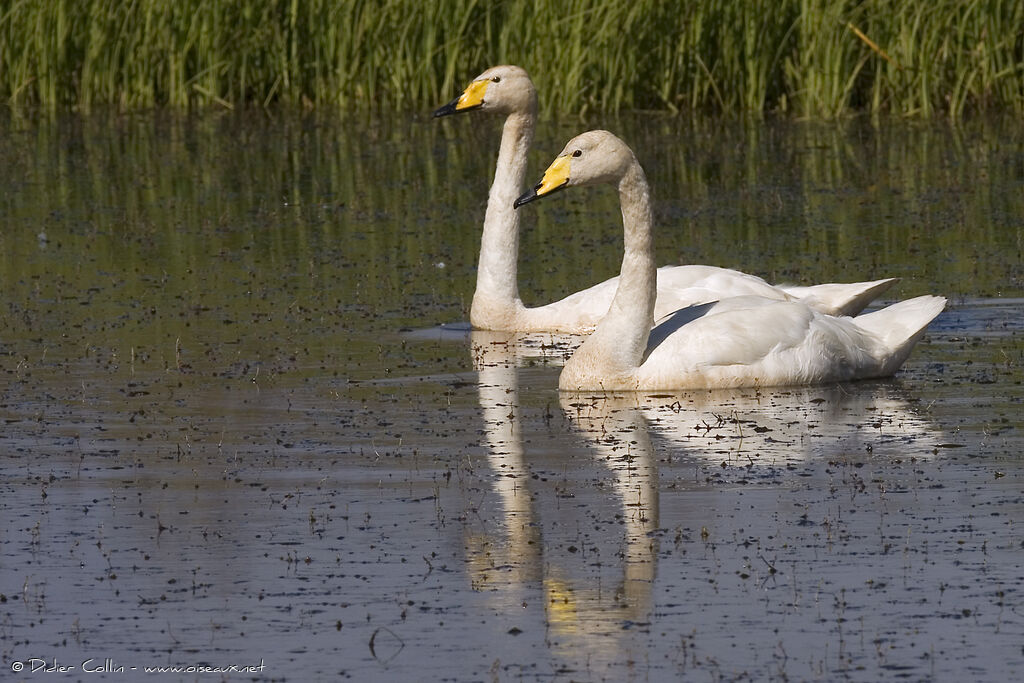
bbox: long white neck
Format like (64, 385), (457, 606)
(562, 160), (656, 386)
(471, 110), (535, 327)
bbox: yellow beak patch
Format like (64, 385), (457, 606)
(535, 156), (571, 196)
(456, 79), (488, 110)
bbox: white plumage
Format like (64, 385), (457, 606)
(514, 130), (946, 391)
(435, 65), (897, 333)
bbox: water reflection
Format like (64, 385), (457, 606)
(468, 332), (539, 589)
(555, 392), (659, 637)
(0, 111), (1018, 681)
(2, 112), (1021, 349)
(633, 385), (944, 465)
(466, 329), (946, 667)
(468, 332), (658, 666)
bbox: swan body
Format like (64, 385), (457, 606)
(435, 65), (898, 333)
(514, 130), (945, 391)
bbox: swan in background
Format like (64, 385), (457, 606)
(514, 130), (946, 391)
(434, 65), (897, 333)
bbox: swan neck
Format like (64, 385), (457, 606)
(618, 163), (655, 271)
(472, 110), (535, 326)
(491, 110), (534, 201)
(569, 160), (656, 379)
(612, 162), (657, 362)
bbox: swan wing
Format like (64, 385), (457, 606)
(529, 265), (792, 332)
(637, 297), (890, 389)
(523, 278), (623, 332)
(527, 267), (898, 334)
(780, 277), (901, 316)
(656, 268), (901, 317)
(852, 295), (946, 373)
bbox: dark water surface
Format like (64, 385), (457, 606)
(1, 111), (1022, 681)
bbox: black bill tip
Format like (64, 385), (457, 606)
(433, 98), (483, 118)
(432, 98), (460, 118)
(513, 187), (539, 209)
(514, 181), (569, 209)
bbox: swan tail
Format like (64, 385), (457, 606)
(782, 278), (901, 317)
(854, 295), (947, 372)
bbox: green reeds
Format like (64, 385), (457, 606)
(1, 0), (1022, 117)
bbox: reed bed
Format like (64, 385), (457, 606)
(1, 0), (1022, 117)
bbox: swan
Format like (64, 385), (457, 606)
(514, 130), (946, 391)
(434, 65), (897, 333)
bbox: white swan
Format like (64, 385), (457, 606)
(434, 65), (897, 333)
(514, 130), (946, 391)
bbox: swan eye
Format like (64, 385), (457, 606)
(492, 76), (501, 83)
(572, 149), (582, 157)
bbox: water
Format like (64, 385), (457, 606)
(1, 110), (1022, 681)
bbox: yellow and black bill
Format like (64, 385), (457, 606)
(433, 79), (488, 117)
(513, 156), (571, 208)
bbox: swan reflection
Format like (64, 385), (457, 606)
(467, 331), (540, 589)
(466, 330), (945, 667)
(467, 331), (658, 664)
(631, 385), (943, 465)
(556, 391), (659, 634)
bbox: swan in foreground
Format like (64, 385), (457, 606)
(514, 130), (946, 391)
(434, 65), (897, 333)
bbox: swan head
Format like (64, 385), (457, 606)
(433, 65), (537, 118)
(514, 130), (635, 208)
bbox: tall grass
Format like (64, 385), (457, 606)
(1, 0), (1022, 117)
